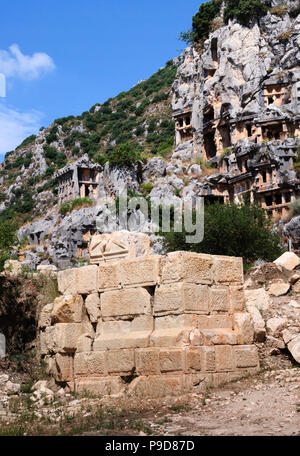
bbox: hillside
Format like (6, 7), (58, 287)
(0, 59), (179, 224)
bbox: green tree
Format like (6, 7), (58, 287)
(107, 144), (142, 167)
(224, 0), (269, 25)
(0, 220), (17, 271)
(161, 202), (283, 264)
(192, 0), (222, 42)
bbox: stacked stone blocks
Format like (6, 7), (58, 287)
(40, 252), (259, 398)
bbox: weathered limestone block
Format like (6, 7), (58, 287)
(274, 252), (300, 271)
(213, 373), (230, 387)
(57, 266), (98, 295)
(57, 268), (77, 295)
(268, 282), (290, 297)
(85, 294), (101, 323)
(53, 353), (73, 382)
(40, 326), (55, 354)
(4, 260), (22, 276)
(128, 375), (185, 398)
(151, 314), (198, 347)
(75, 377), (125, 396)
(159, 348), (184, 373)
(229, 286), (246, 312)
(38, 303), (53, 329)
(135, 348), (160, 375)
(196, 328), (238, 346)
(208, 314), (233, 329)
(106, 349), (135, 375)
(76, 334), (93, 353)
(98, 262), (120, 291)
(234, 345), (259, 368)
(119, 256), (160, 288)
(212, 256), (243, 284)
(52, 295), (83, 323)
(94, 316), (153, 350)
(288, 335), (300, 364)
(154, 283), (209, 315)
(101, 288), (151, 318)
(234, 313), (254, 344)
(74, 351), (106, 376)
(54, 323), (84, 353)
(186, 349), (202, 372)
(161, 252), (213, 285)
(76, 265), (98, 295)
(37, 265), (57, 277)
(210, 286), (230, 313)
(215, 346), (234, 372)
(201, 346), (216, 372)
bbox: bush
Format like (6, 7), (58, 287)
(161, 202), (283, 264)
(270, 3), (288, 17)
(60, 197), (94, 215)
(0, 219), (17, 271)
(17, 135), (36, 149)
(224, 0), (269, 25)
(60, 202), (71, 215)
(290, 1), (300, 18)
(192, 0), (222, 42)
(289, 199), (300, 217)
(45, 126), (58, 144)
(107, 144), (142, 167)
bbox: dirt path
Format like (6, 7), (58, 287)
(153, 368), (300, 436)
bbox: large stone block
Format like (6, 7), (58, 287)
(52, 295), (83, 323)
(76, 265), (98, 295)
(159, 348), (184, 373)
(106, 349), (134, 375)
(53, 353), (73, 382)
(209, 314), (233, 329)
(76, 334), (93, 353)
(234, 345), (259, 368)
(210, 286), (230, 313)
(85, 294), (101, 323)
(94, 316), (153, 350)
(212, 256), (243, 284)
(154, 283), (209, 315)
(58, 268), (77, 295)
(128, 375), (185, 398)
(101, 288), (151, 318)
(135, 348), (160, 375)
(215, 345), (234, 372)
(229, 286), (245, 312)
(98, 262), (121, 291)
(161, 252), (213, 285)
(74, 351), (106, 376)
(234, 313), (254, 344)
(75, 377), (125, 396)
(201, 347), (216, 372)
(54, 323), (84, 353)
(151, 314), (198, 347)
(186, 349), (202, 372)
(119, 256), (161, 288)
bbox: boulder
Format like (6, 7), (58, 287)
(274, 252), (300, 271)
(287, 335), (300, 364)
(266, 317), (288, 336)
(3, 260), (22, 276)
(268, 283), (290, 297)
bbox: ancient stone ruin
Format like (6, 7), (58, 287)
(55, 155), (102, 204)
(40, 252), (259, 398)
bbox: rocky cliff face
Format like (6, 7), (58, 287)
(2, 2), (300, 268)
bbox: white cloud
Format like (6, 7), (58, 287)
(0, 104), (43, 156)
(0, 44), (55, 80)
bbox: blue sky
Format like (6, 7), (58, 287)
(0, 0), (203, 162)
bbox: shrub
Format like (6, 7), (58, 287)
(17, 135), (36, 149)
(45, 126), (58, 144)
(192, 0), (222, 43)
(107, 144), (142, 167)
(224, 0), (269, 25)
(290, 1), (300, 18)
(289, 199), (300, 217)
(161, 202), (283, 264)
(60, 202), (71, 215)
(277, 29), (292, 42)
(270, 3), (288, 17)
(141, 182), (154, 194)
(0, 219), (17, 271)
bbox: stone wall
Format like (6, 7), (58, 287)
(39, 252), (260, 398)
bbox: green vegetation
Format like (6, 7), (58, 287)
(182, 0), (270, 44)
(0, 219), (17, 271)
(59, 197), (94, 215)
(161, 202), (283, 264)
(224, 0), (269, 25)
(106, 144), (142, 167)
(289, 199), (300, 217)
(17, 135), (36, 149)
(270, 3), (289, 17)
